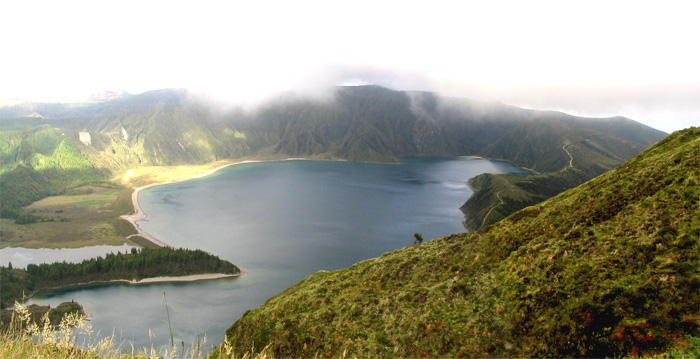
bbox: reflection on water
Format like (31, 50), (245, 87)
(0, 243), (138, 269)
(25, 157), (528, 353)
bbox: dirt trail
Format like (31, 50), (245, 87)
(561, 144), (574, 171)
(478, 144), (574, 230)
(480, 177), (513, 229)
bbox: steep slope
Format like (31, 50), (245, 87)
(220, 127), (699, 358)
(0, 125), (107, 212)
(462, 118), (658, 230)
(3, 87), (666, 166)
(479, 118), (648, 174)
(1, 87), (666, 228)
(461, 169), (591, 231)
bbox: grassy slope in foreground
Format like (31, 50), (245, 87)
(0, 302), (83, 331)
(221, 127), (699, 358)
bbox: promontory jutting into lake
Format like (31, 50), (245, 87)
(26, 157), (528, 351)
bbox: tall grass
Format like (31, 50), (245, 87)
(0, 302), (273, 359)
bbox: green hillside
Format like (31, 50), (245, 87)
(4, 87), (665, 167)
(479, 118), (647, 174)
(1, 87), (666, 229)
(220, 127), (699, 358)
(0, 125), (107, 218)
(462, 118), (654, 230)
(461, 169), (591, 230)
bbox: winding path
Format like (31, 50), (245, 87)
(561, 144), (574, 171)
(479, 144), (574, 229)
(480, 177), (513, 229)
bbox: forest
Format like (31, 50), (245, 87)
(0, 247), (240, 308)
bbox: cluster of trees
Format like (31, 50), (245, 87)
(0, 207), (70, 224)
(26, 247), (240, 285)
(0, 247), (240, 308)
(0, 266), (34, 309)
(0, 301), (84, 331)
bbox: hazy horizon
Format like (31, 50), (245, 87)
(2, 0), (697, 133)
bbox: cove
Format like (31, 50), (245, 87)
(26, 157), (528, 352)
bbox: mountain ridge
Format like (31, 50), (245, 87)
(0, 86), (667, 230)
(461, 116), (657, 230)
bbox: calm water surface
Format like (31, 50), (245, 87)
(26, 158), (527, 352)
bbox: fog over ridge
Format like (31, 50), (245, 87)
(1, 1), (697, 133)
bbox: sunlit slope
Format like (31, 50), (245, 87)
(220, 127), (699, 358)
(0, 125), (106, 211)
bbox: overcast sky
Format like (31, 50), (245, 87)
(2, 0), (697, 133)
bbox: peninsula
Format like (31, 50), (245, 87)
(0, 247), (241, 308)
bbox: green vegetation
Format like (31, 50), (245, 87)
(1, 302), (83, 332)
(1, 301), (274, 359)
(462, 167), (593, 230)
(462, 119), (662, 230)
(0, 125), (109, 224)
(219, 128), (699, 358)
(0, 184), (138, 248)
(1, 87), (665, 249)
(413, 233), (424, 245)
(0, 89), (690, 358)
(0, 247), (240, 308)
(2, 87), (665, 171)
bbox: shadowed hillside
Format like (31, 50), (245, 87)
(2, 87), (665, 166)
(462, 118), (657, 230)
(1, 87), (666, 228)
(220, 127), (699, 358)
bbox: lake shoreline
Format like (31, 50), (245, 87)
(16, 272), (243, 306)
(120, 157), (351, 249)
(120, 159), (272, 248)
(114, 272), (242, 284)
(19, 156), (528, 351)
(121, 155), (532, 249)
(460, 155), (538, 174)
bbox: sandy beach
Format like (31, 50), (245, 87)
(120, 183), (170, 247)
(114, 272), (241, 284)
(121, 158), (325, 249)
(120, 159), (266, 248)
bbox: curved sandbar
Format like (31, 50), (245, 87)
(27, 273), (243, 300)
(121, 184), (169, 247)
(114, 272), (241, 284)
(120, 157), (340, 248)
(120, 160), (265, 248)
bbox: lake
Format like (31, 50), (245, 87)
(25, 157), (527, 352)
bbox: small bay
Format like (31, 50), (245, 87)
(26, 157), (527, 352)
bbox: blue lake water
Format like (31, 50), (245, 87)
(25, 157), (527, 352)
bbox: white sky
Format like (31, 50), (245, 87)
(1, 0), (698, 133)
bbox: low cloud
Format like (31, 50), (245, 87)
(2, 1), (697, 133)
